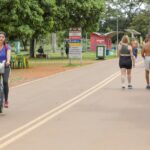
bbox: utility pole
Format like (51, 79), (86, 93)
(85, 32), (87, 51)
(117, 16), (119, 49)
(116, 12), (119, 56)
(149, 7), (150, 33)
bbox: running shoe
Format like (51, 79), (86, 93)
(128, 85), (132, 89)
(146, 85), (150, 89)
(122, 85), (125, 89)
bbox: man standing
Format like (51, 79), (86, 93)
(141, 34), (150, 89)
(65, 41), (69, 58)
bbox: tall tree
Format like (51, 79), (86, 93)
(100, 0), (145, 32)
(0, 0), (43, 43)
(30, 0), (55, 57)
(145, 0), (150, 32)
(130, 0), (150, 37)
(0, 0), (55, 57)
(54, 0), (105, 33)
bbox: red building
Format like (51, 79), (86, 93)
(90, 32), (112, 51)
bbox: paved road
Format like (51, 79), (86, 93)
(0, 58), (150, 150)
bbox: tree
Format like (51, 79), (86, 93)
(144, 0), (150, 32)
(99, 0), (147, 42)
(0, 0), (105, 56)
(130, 0), (150, 37)
(53, 0), (105, 33)
(0, 0), (55, 57)
(30, 0), (55, 57)
(0, 0), (43, 47)
(130, 10), (149, 37)
(49, 0), (105, 52)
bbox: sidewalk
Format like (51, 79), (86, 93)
(10, 64), (74, 87)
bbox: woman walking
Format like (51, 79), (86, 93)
(0, 31), (11, 108)
(131, 39), (138, 59)
(118, 35), (135, 89)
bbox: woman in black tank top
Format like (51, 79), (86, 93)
(118, 35), (135, 89)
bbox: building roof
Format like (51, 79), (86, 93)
(104, 31), (124, 37)
(92, 32), (105, 36)
(92, 29), (141, 38)
(125, 29), (141, 35)
(92, 31), (123, 37)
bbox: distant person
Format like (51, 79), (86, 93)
(131, 39), (138, 59)
(141, 33), (150, 89)
(60, 47), (64, 58)
(0, 31), (11, 108)
(118, 35), (135, 89)
(65, 41), (69, 58)
(38, 46), (44, 55)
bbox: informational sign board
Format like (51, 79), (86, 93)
(69, 28), (82, 60)
(96, 45), (106, 59)
(97, 47), (104, 56)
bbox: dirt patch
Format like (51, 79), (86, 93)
(10, 65), (73, 87)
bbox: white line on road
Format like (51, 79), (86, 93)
(0, 62), (144, 149)
(0, 60), (143, 149)
(0, 71), (120, 149)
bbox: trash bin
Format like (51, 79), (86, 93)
(96, 45), (106, 59)
(106, 49), (110, 56)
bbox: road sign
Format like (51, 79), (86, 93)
(69, 28), (82, 61)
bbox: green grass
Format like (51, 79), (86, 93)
(82, 51), (97, 60)
(12, 50), (117, 68)
(27, 51), (95, 68)
(106, 54), (117, 59)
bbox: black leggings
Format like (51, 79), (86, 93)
(2, 67), (10, 101)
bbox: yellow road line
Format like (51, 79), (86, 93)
(0, 71), (120, 149)
(0, 61), (143, 149)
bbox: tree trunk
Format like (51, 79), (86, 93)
(30, 38), (35, 58)
(22, 39), (28, 51)
(51, 33), (57, 53)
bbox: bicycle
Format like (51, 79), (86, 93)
(0, 62), (5, 113)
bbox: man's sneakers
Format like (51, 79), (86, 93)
(146, 85), (150, 89)
(4, 101), (8, 108)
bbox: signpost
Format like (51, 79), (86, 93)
(69, 28), (82, 64)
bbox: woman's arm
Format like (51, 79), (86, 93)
(117, 43), (122, 57)
(129, 46), (135, 67)
(6, 49), (11, 66)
